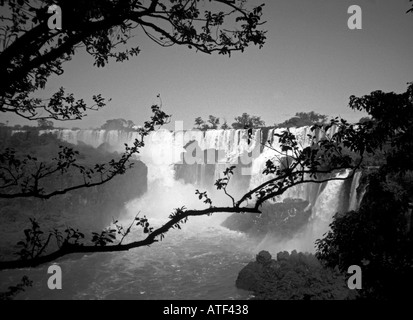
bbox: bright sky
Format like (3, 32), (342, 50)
(2, 0), (413, 129)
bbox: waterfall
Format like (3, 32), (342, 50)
(39, 127), (364, 220)
(312, 170), (350, 222)
(348, 171), (363, 211)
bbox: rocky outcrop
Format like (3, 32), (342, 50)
(222, 199), (312, 238)
(236, 250), (357, 300)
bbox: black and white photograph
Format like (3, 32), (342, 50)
(0, 0), (412, 307)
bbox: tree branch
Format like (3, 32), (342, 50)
(0, 206), (260, 270)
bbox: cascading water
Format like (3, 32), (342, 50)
(39, 126), (364, 230)
(348, 171), (363, 211)
(38, 126), (366, 237)
(1, 127), (365, 299)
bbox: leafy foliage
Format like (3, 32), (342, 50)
(194, 116), (205, 130)
(236, 251), (355, 300)
(168, 206), (189, 230)
(214, 165), (236, 205)
(276, 111), (327, 128)
(13, 211), (155, 251)
(16, 218), (47, 260)
(100, 119), (136, 131)
(0, 105), (170, 199)
(0, 0), (266, 121)
(220, 120), (230, 130)
(193, 115), (221, 130)
(316, 83), (413, 300)
(231, 112), (265, 129)
(207, 115), (220, 129)
(195, 189), (213, 206)
(0, 0), (267, 272)
(316, 174), (413, 300)
(349, 82), (413, 174)
(194, 113), (265, 130)
(0, 276), (33, 300)
(91, 229), (117, 246)
(135, 215), (154, 234)
(0, 0), (266, 200)
(61, 228), (85, 246)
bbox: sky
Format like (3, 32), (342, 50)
(2, 0), (413, 130)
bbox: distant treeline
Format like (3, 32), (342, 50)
(1, 112), (372, 132)
(193, 111), (370, 131)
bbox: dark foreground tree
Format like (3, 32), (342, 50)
(0, 0), (266, 120)
(0, 0), (268, 269)
(0, 0), (266, 199)
(316, 82), (413, 300)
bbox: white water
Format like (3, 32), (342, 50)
(40, 127), (363, 241)
(1, 127), (364, 299)
(348, 171), (363, 211)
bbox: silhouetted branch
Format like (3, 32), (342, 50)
(0, 105), (171, 199)
(0, 206), (260, 270)
(1, 1), (266, 120)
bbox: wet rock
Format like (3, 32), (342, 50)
(236, 250), (357, 300)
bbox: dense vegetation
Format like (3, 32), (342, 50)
(229, 83), (413, 301)
(194, 112), (327, 130)
(236, 250), (355, 300)
(275, 111), (327, 128)
(314, 83), (413, 300)
(100, 119), (137, 131)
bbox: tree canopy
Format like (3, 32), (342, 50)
(0, 0), (266, 199)
(0, 0), (266, 121)
(316, 82), (413, 300)
(100, 118), (136, 131)
(193, 115), (221, 130)
(0, 0), (269, 269)
(276, 111), (328, 128)
(37, 118), (54, 129)
(231, 112), (265, 129)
